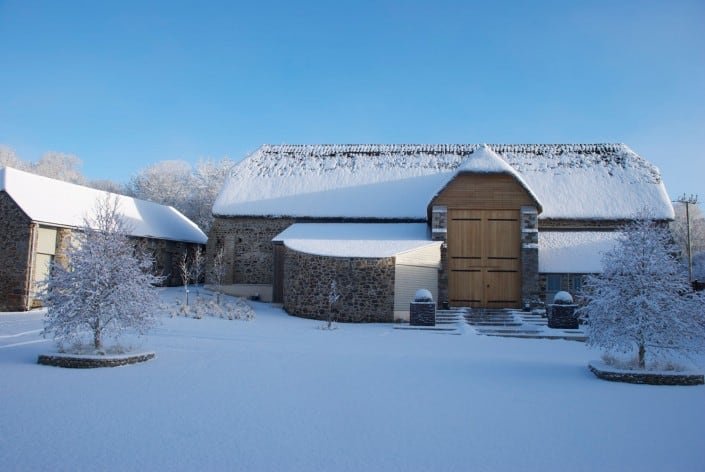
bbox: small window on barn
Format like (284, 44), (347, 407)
(571, 275), (584, 293)
(545, 274), (562, 305)
(547, 274), (561, 292)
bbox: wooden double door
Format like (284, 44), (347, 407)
(448, 210), (521, 308)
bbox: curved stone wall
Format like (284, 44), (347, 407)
(283, 247), (395, 322)
(588, 361), (704, 386)
(38, 352), (156, 368)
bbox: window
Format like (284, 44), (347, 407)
(547, 274), (561, 291)
(571, 275), (584, 292)
(545, 274), (562, 304)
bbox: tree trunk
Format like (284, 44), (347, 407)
(638, 343), (646, 369)
(94, 329), (102, 351)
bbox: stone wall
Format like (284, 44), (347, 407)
(539, 219), (628, 230)
(51, 230), (200, 288)
(521, 207), (540, 307)
(207, 216), (295, 285)
(0, 191), (33, 311)
(140, 238), (203, 286)
(38, 352), (156, 368)
(283, 247), (396, 322)
(588, 362), (704, 386)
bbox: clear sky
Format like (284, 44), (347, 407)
(1, 0), (703, 203)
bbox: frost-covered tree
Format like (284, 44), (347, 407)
(31, 151), (86, 184)
(128, 157), (235, 233)
(694, 252), (705, 282)
(127, 160), (192, 208)
(42, 196), (163, 352)
(178, 251), (191, 306)
(0, 145), (29, 169)
(189, 158), (236, 232)
(579, 215), (705, 370)
(89, 178), (127, 194)
(189, 246), (205, 297)
(210, 246), (227, 305)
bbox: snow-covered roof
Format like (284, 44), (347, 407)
(539, 231), (621, 273)
(0, 166), (207, 244)
(214, 143), (674, 221)
(272, 223), (440, 258)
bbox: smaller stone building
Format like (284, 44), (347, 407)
(0, 166), (208, 312)
(272, 223), (441, 322)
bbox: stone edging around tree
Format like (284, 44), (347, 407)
(588, 361), (704, 386)
(37, 352), (156, 368)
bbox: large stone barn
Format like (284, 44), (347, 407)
(208, 144), (674, 322)
(0, 166), (208, 312)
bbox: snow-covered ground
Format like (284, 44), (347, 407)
(1, 288), (704, 471)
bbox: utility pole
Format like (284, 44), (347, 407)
(676, 194), (699, 282)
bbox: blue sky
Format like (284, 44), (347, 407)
(1, 0), (703, 202)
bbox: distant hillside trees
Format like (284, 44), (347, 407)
(127, 158), (235, 233)
(0, 145), (125, 191)
(1, 144), (235, 233)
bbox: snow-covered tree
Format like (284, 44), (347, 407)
(127, 160), (192, 208)
(42, 196), (163, 352)
(189, 158), (236, 232)
(694, 252), (705, 282)
(31, 151), (86, 185)
(89, 178), (128, 194)
(210, 246), (227, 305)
(128, 157), (235, 233)
(189, 246), (205, 297)
(578, 214), (705, 370)
(0, 145), (29, 170)
(178, 251), (191, 306)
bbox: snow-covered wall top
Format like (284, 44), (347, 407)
(0, 166), (207, 244)
(273, 223), (440, 257)
(213, 143), (674, 220)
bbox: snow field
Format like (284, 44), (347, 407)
(1, 289), (704, 471)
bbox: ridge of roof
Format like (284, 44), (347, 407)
(257, 143), (629, 156)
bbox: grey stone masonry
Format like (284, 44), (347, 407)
(410, 301), (436, 326)
(207, 216), (295, 285)
(432, 205), (449, 306)
(0, 191), (33, 311)
(431, 205), (447, 241)
(283, 247), (396, 322)
(547, 304), (579, 329)
(520, 206), (540, 308)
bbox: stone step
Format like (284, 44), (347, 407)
(467, 322), (523, 327)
